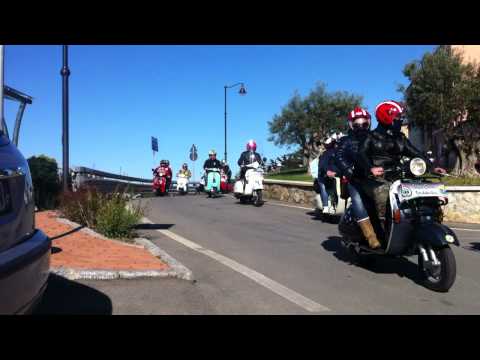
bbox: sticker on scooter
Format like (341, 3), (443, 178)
(400, 186), (412, 198)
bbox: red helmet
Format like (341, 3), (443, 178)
(375, 100), (404, 126)
(347, 107), (371, 130)
(246, 139), (257, 151)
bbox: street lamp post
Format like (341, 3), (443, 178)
(224, 82), (246, 163)
(61, 45), (71, 192)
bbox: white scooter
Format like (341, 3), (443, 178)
(234, 161), (265, 206)
(176, 173), (190, 195)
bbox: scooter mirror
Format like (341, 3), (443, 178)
(263, 157), (267, 163)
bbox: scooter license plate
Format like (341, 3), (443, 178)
(398, 183), (447, 202)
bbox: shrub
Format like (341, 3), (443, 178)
(95, 192), (144, 240)
(58, 186), (144, 240)
(58, 187), (105, 228)
(27, 155), (62, 209)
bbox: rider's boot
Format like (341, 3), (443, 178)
(357, 217), (381, 249)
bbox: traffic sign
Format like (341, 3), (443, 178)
(189, 144), (198, 161)
(151, 137), (158, 152)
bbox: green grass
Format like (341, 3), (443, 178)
(266, 171), (480, 186)
(266, 171), (313, 182)
(428, 175), (480, 186)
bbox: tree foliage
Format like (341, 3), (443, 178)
(268, 82), (363, 165)
(399, 45), (480, 175)
(27, 155), (62, 209)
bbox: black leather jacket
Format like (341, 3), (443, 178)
(223, 165), (232, 179)
(358, 125), (430, 174)
(238, 151), (263, 167)
(203, 159), (222, 170)
(334, 129), (369, 180)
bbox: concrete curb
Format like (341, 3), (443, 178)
(50, 214), (193, 281)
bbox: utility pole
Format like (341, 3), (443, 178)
(61, 45), (71, 192)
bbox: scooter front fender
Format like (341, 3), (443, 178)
(413, 223), (460, 248)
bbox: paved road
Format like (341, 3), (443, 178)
(36, 194), (480, 314)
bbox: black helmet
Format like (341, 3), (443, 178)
(182, 163), (188, 169)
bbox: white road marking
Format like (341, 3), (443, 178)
(265, 202), (315, 211)
(450, 228), (480, 233)
(142, 217), (330, 313)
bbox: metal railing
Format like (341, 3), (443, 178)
(71, 166), (200, 194)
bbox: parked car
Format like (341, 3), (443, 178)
(0, 85), (51, 314)
(0, 130), (51, 313)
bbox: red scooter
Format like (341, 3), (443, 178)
(220, 170), (233, 193)
(152, 167), (170, 196)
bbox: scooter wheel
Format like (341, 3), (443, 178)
(254, 190), (264, 207)
(419, 246), (456, 293)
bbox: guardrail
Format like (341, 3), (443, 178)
(72, 166), (200, 194)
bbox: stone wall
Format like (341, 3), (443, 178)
(263, 180), (480, 223)
(263, 183), (317, 207)
(442, 188), (480, 224)
(263, 179), (348, 214)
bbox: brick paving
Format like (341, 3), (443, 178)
(36, 211), (169, 271)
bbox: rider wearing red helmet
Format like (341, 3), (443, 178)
(238, 139), (264, 179)
(357, 101), (446, 246)
(334, 106), (379, 247)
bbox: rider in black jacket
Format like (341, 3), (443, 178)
(357, 100), (445, 243)
(238, 139), (263, 179)
(203, 149), (222, 170)
(335, 107), (379, 248)
(221, 160), (232, 182)
(316, 136), (339, 215)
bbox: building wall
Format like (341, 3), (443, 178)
(452, 45), (480, 64)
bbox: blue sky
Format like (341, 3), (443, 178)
(3, 45), (436, 180)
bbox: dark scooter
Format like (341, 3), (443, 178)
(338, 156), (459, 292)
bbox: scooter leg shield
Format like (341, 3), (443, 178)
(315, 194), (322, 209)
(234, 180), (244, 194)
(414, 223), (460, 247)
(244, 182), (254, 195)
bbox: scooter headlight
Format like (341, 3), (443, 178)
(409, 158), (427, 176)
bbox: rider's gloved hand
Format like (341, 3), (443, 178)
(433, 167), (447, 175)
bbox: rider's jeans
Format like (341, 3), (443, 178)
(347, 182), (369, 221)
(317, 176), (330, 207)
